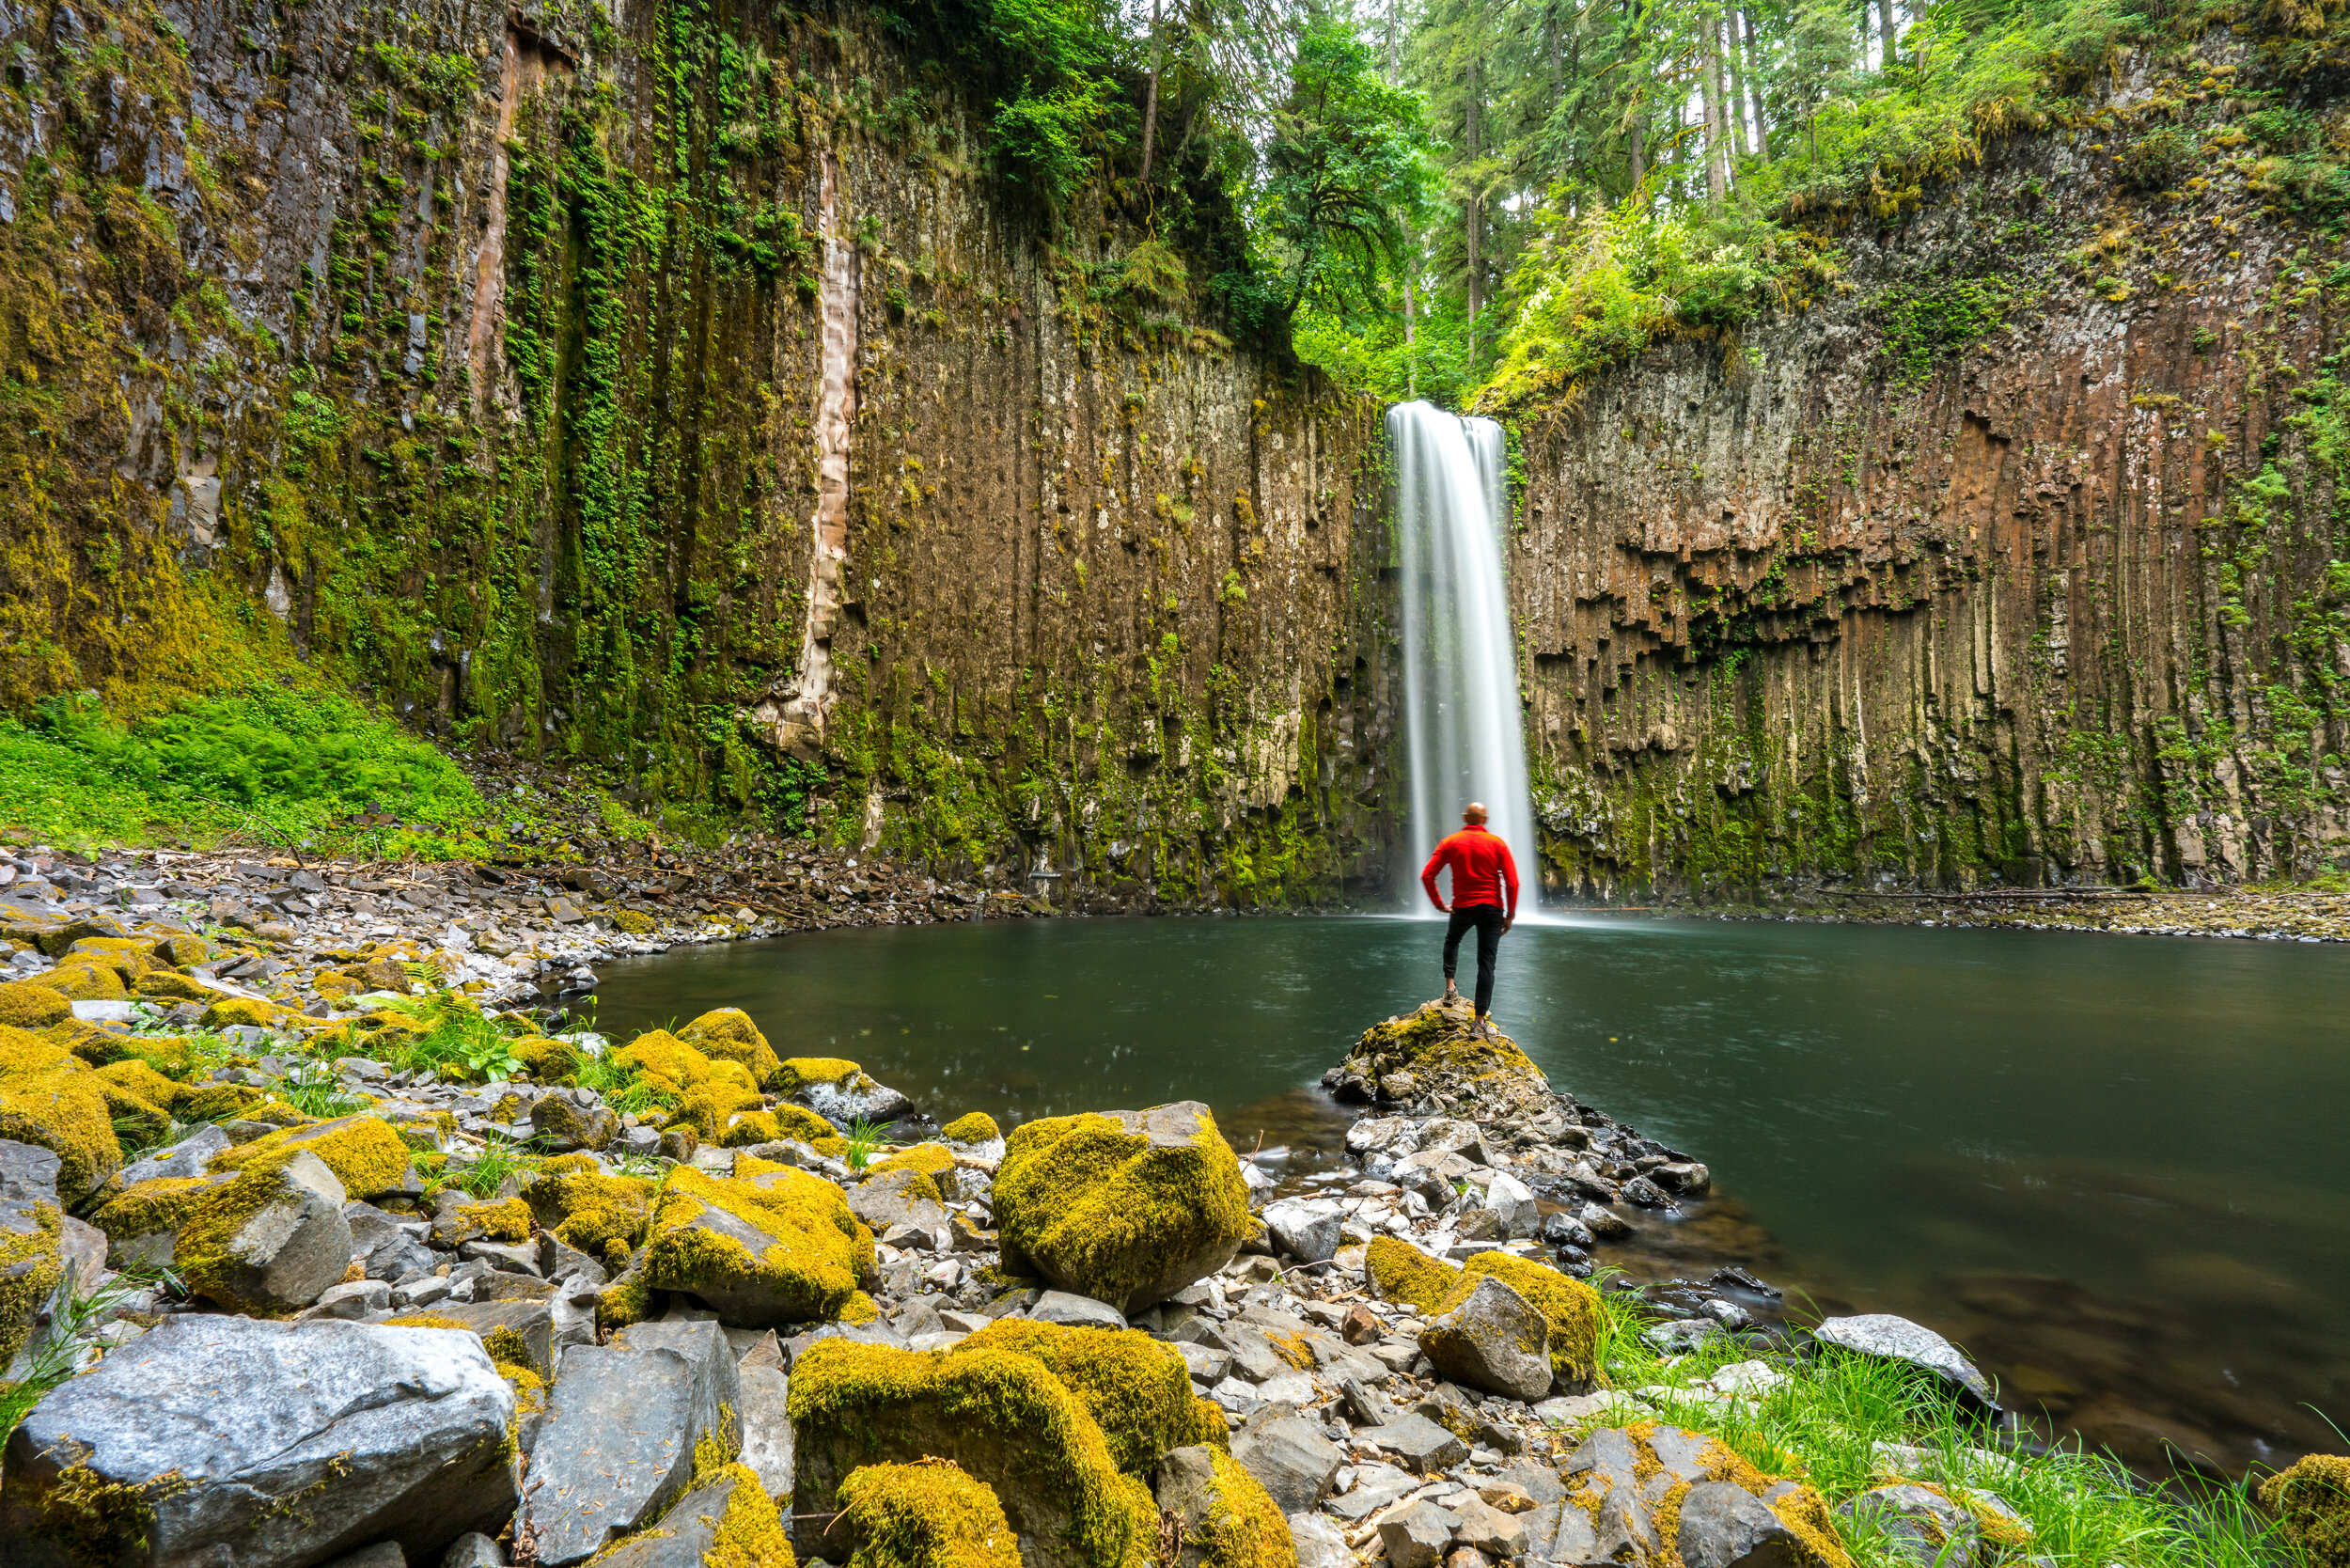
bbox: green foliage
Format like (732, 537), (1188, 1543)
(2116, 124), (2197, 193)
(843, 1117), (888, 1171)
(446, 1133), (539, 1199)
(379, 995), (529, 1084)
(0, 1265), (180, 1439)
(272, 1061), (371, 1120)
(1, 686), (484, 855)
(1879, 273), (2029, 379)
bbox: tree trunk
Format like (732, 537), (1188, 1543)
(1700, 9), (1727, 205)
(1136, 0), (1166, 196)
(1879, 0), (1897, 71)
(1723, 11), (1749, 161)
(1625, 0), (1646, 196)
(1744, 8), (1769, 160)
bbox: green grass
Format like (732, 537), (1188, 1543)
(443, 1132), (539, 1199)
(370, 995), (526, 1084)
(1580, 1281), (2297, 1568)
(842, 1117), (888, 1171)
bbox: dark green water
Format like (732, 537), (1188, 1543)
(589, 913), (2350, 1475)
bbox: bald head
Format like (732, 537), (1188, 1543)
(1463, 803), (1488, 825)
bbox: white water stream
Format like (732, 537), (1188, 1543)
(1388, 400), (1539, 913)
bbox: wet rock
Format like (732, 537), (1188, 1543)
(1230, 1414), (1342, 1513)
(427, 1298), (557, 1377)
(0, 1317), (516, 1567)
(521, 1318), (742, 1564)
(776, 1058), (916, 1126)
(1421, 1275), (1552, 1402)
(1679, 1481), (1803, 1568)
(1812, 1315), (1998, 1413)
(1838, 1483), (1986, 1568)
(1578, 1200), (1632, 1238)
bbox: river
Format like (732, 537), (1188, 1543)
(587, 912), (2350, 1476)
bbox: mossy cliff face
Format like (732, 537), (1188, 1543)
(0, 0), (1392, 904)
(1506, 52), (2350, 894)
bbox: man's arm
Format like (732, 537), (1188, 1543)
(1420, 845), (1449, 912)
(1500, 839), (1521, 927)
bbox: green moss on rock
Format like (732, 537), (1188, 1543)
(525, 1153), (656, 1256)
(836, 1458), (1021, 1568)
(1365, 1237), (1601, 1386)
(208, 1113), (414, 1198)
(643, 1164), (876, 1326)
(951, 1320), (1226, 1471)
(940, 1113), (1001, 1145)
(678, 1009), (784, 1090)
(0, 1199), (63, 1369)
(2262, 1453), (2350, 1568)
(0, 985), (72, 1030)
(0, 1027), (122, 1203)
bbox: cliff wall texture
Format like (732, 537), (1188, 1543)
(1509, 48), (2350, 895)
(0, 0), (1394, 903)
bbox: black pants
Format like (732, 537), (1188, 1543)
(1443, 903), (1507, 1017)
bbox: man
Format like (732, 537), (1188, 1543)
(1419, 802), (1520, 1037)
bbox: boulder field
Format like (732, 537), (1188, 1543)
(0, 920), (2341, 1568)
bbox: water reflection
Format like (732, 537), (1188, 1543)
(591, 914), (2350, 1474)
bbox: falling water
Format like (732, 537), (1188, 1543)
(1389, 400), (1539, 913)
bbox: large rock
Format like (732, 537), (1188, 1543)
(1229, 1415), (1342, 1514)
(638, 1160), (877, 1327)
(1357, 1413), (1469, 1474)
(1419, 1274), (1554, 1402)
(1154, 1445), (1294, 1568)
(172, 1149), (354, 1313)
(1380, 1499), (1463, 1568)
(118, 1123), (231, 1186)
(1, 1317), (516, 1568)
(772, 1057), (916, 1125)
(992, 1101), (1249, 1314)
(1812, 1315), (1998, 1413)
(1261, 1199), (1342, 1264)
(736, 1362), (794, 1499)
(588, 1463), (786, 1568)
(0, 1139), (64, 1373)
(1837, 1483), (1986, 1568)
(832, 1459), (1022, 1568)
(0, 1027), (123, 1203)
(520, 1318), (742, 1565)
(1679, 1481), (1804, 1568)
(846, 1167), (948, 1234)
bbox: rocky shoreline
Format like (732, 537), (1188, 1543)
(1583, 884), (2350, 943)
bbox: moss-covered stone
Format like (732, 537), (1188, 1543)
(773, 1058), (865, 1095)
(0, 984), (72, 1030)
(92, 1058), (182, 1112)
(940, 1113), (1002, 1145)
(836, 1458), (1021, 1568)
(642, 1163), (877, 1326)
(2262, 1453), (2350, 1568)
(1158, 1447), (1292, 1568)
(789, 1339), (1156, 1568)
(950, 1320), (1227, 1472)
(172, 1152), (351, 1314)
(512, 1036), (588, 1083)
(1345, 1000), (1552, 1115)
(433, 1196), (536, 1247)
(678, 1009), (784, 1090)
(130, 971), (212, 1003)
(199, 996), (282, 1029)
(208, 1113), (415, 1199)
(698, 1461), (798, 1568)
(992, 1102), (1249, 1314)
(0, 1027), (122, 1203)
(667, 1079), (767, 1142)
(871, 1143), (956, 1184)
(619, 1030), (756, 1099)
(39, 962), (126, 1001)
(0, 1199), (63, 1370)
(525, 1154), (657, 1257)
(89, 1174), (227, 1245)
(1365, 1237), (1601, 1387)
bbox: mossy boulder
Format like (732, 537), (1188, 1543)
(93, 1058), (183, 1113)
(38, 960), (126, 1001)
(530, 1091), (619, 1152)
(513, 1036), (588, 1083)
(677, 1009), (784, 1089)
(667, 1079), (768, 1142)
(993, 1101), (1249, 1314)
(0, 984), (71, 1030)
(836, 1458), (1023, 1568)
(432, 1196), (536, 1247)
(640, 1161), (878, 1326)
(789, 1338), (1157, 1568)
(201, 996), (284, 1029)
(209, 1113), (417, 1200)
(1154, 1446), (1293, 1568)
(941, 1112), (1002, 1146)
(1366, 1237), (1601, 1389)
(0, 1027), (122, 1204)
(1339, 998), (1553, 1117)
(526, 1154), (658, 1262)
(872, 1143), (956, 1184)
(169, 1150), (354, 1313)
(2262, 1453), (2350, 1568)
(776, 1057), (917, 1126)
(619, 1029), (756, 1098)
(951, 1321), (1226, 1472)
(132, 970), (214, 1002)
(0, 1141), (65, 1371)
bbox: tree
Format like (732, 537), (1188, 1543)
(1259, 14), (1434, 324)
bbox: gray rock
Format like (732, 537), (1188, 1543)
(1621, 1175), (1670, 1208)
(301, 1278), (393, 1320)
(1421, 1275), (1552, 1402)
(1452, 1497), (1529, 1559)
(1838, 1484), (1985, 1568)
(201, 1149), (354, 1313)
(118, 1123), (231, 1186)
(1702, 1298), (1753, 1330)
(1177, 1341), (1233, 1383)
(844, 1167), (948, 1235)
(1642, 1317), (1726, 1355)
(779, 1320), (908, 1368)
(321, 1545), (406, 1568)
(1813, 1316), (1998, 1413)
(0, 1317), (515, 1568)
(1654, 1161), (1712, 1193)
(1291, 1512), (1353, 1568)
(428, 1298), (557, 1378)
(1577, 1201), (1632, 1238)
(1261, 1199), (1343, 1263)
(1565, 1426), (1643, 1494)
(521, 1317), (743, 1565)
(786, 1065), (915, 1127)
(1028, 1289), (1128, 1329)
(440, 1534), (505, 1568)
(737, 1362), (792, 1499)
(1680, 1481), (1802, 1568)
(1359, 1411), (1470, 1473)
(1156, 1446), (1240, 1568)
(1380, 1500), (1464, 1568)
(459, 1238), (543, 1277)
(1541, 1210), (1595, 1248)
(589, 1467), (762, 1568)
(1524, 1498), (1600, 1562)
(368, 1235), (440, 1284)
(1482, 1171), (1541, 1238)
(538, 1231), (609, 1288)
(1230, 1414), (1341, 1514)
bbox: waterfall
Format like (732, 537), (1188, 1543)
(1389, 400), (1539, 914)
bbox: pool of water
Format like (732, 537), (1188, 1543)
(588, 912), (2350, 1475)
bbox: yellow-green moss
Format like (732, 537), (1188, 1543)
(90, 1077), (170, 1150)
(0, 1200), (64, 1367)
(836, 1458), (1020, 1568)
(92, 1058), (181, 1111)
(173, 1163), (327, 1314)
(721, 1102), (845, 1150)
(1181, 1449), (1292, 1568)
(666, 1080), (766, 1142)
(199, 996), (280, 1029)
(941, 1113), (1001, 1145)
(991, 1107), (1249, 1312)
(64, 938), (161, 975)
(699, 1461), (797, 1568)
(773, 1058), (864, 1095)
(207, 1113), (414, 1197)
(617, 1030), (746, 1098)
(512, 1037), (587, 1083)
(0, 984), (71, 1029)
(130, 971), (212, 1002)
(790, 1339), (1155, 1568)
(441, 1197), (534, 1244)
(495, 1358), (547, 1421)
(525, 1154), (656, 1256)
(1351, 1001), (1546, 1087)
(39, 962), (125, 1001)
(1364, 1238), (1601, 1384)
(951, 1320), (1227, 1474)
(1365, 1234), (1458, 1313)
(2262, 1453), (2350, 1568)
(677, 1009), (784, 1090)
(171, 1082), (263, 1121)
(642, 1165), (873, 1325)
(0, 1027), (122, 1203)
(88, 1175), (223, 1240)
(598, 1266), (654, 1336)
(871, 1144), (955, 1184)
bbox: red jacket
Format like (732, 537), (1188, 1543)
(1421, 824), (1519, 915)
